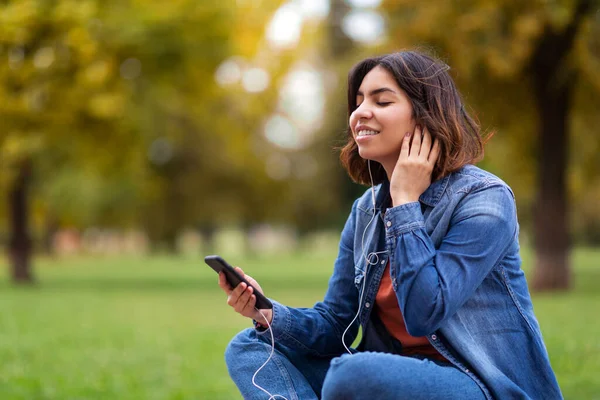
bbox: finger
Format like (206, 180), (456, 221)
(420, 126), (432, 159)
(240, 290), (258, 314)
(400, 131), (411, 160)
(233, 281), (247, 297)
(234, 286), (253, 312)
(232, 266), (247, 291)
(428, 139), (441, 165)
(218, 272), (233, 294)
(227, 282), (247, 306)
(410, 125), (422, 157)
(246, 294), (258, 313)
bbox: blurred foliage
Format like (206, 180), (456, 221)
(0, 0), (599, 256)
(0, 0), (293, 249)
(381, 0), (600, 242)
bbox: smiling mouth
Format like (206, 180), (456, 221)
(357, 130), (380, 137)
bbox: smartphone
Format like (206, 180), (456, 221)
(204, 255), (273, 310)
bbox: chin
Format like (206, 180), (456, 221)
(357, 149), (380, 163)
(357, 147), (374, 160)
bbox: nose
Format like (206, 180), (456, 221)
(352, 101), (373, 121)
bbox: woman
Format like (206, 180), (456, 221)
(219, 50), (563, 400)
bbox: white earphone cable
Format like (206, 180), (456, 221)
(341, 160), (388, 354)
(250, 160), (388, 396)
(251, 309), (289, 400)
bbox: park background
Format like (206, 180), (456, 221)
(1, 0), (599, 398)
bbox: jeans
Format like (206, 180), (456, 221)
(225, 329), (486, 400)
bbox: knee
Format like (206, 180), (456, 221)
(321, 354), (365, 399)
(224, 328), (256, 369)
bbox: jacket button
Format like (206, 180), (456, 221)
(381, 260), (385, 264)
(365, 302), (371, 308)
(431, 334), (437, 340)
(386, 221), (392, 227)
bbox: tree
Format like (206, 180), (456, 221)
(383, 0), (600, 290)
(0, 0), (143, 282)
(0, 0), (289, 279)
(130, 0), (290, 251)
(529, 0), (596, 289)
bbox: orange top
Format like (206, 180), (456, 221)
(375, 261), (447, 362)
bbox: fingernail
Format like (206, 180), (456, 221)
(405, 132), (411, 137)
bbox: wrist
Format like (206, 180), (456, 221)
(391, 196), (419, 207)
(254, 309), (273, 327)
(253, 319), (268, 331)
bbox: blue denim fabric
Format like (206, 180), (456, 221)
(226, 329), (332, 400)
(229, 165), (562, 399)
(226, 329), (485, 400)
(322, 352), (486, 400)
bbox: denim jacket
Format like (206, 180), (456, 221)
(260, 165), (562, 400)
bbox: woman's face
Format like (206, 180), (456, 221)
(349, 65), (416, 174)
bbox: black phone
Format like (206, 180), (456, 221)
(204, 255), (273, 310)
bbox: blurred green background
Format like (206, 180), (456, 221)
(1, 0), (599, 398)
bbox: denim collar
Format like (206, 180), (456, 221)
(419, 175), (450, 207)
(375, 174), (450, 210)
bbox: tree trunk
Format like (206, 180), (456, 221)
(529, 0), (592, 291)
(8, 159), (34, 284)
(164, 232), (179, 254)
(199, 224), (216, 255)
(328, 0), (362, 211)
(531, 76), (571, 290)
(328, 0), (353, 58)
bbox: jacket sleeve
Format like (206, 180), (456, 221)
(256, 199), (361, 357)
(384, 184), (517, 337)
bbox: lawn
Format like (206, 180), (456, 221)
(0, 248), (599, 399)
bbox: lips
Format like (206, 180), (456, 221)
(355, 125), (380, 137)
(357, 129), (379, 136)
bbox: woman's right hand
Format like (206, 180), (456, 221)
(389, 125), (440, 207)
(218, 267), (273, 326)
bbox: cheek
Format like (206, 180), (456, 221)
(387, 109), (414, 132)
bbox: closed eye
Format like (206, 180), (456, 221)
(377, 102), (392, 106)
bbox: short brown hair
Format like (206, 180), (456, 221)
(339, 50), (488, 186)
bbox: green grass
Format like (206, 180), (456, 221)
(0, 249), (599, 399)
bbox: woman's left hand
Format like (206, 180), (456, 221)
(390, 125), (440, 207)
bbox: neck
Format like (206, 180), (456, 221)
(379, 157), (397, 182)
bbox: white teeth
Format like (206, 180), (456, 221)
(358, 130), (379, 136)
